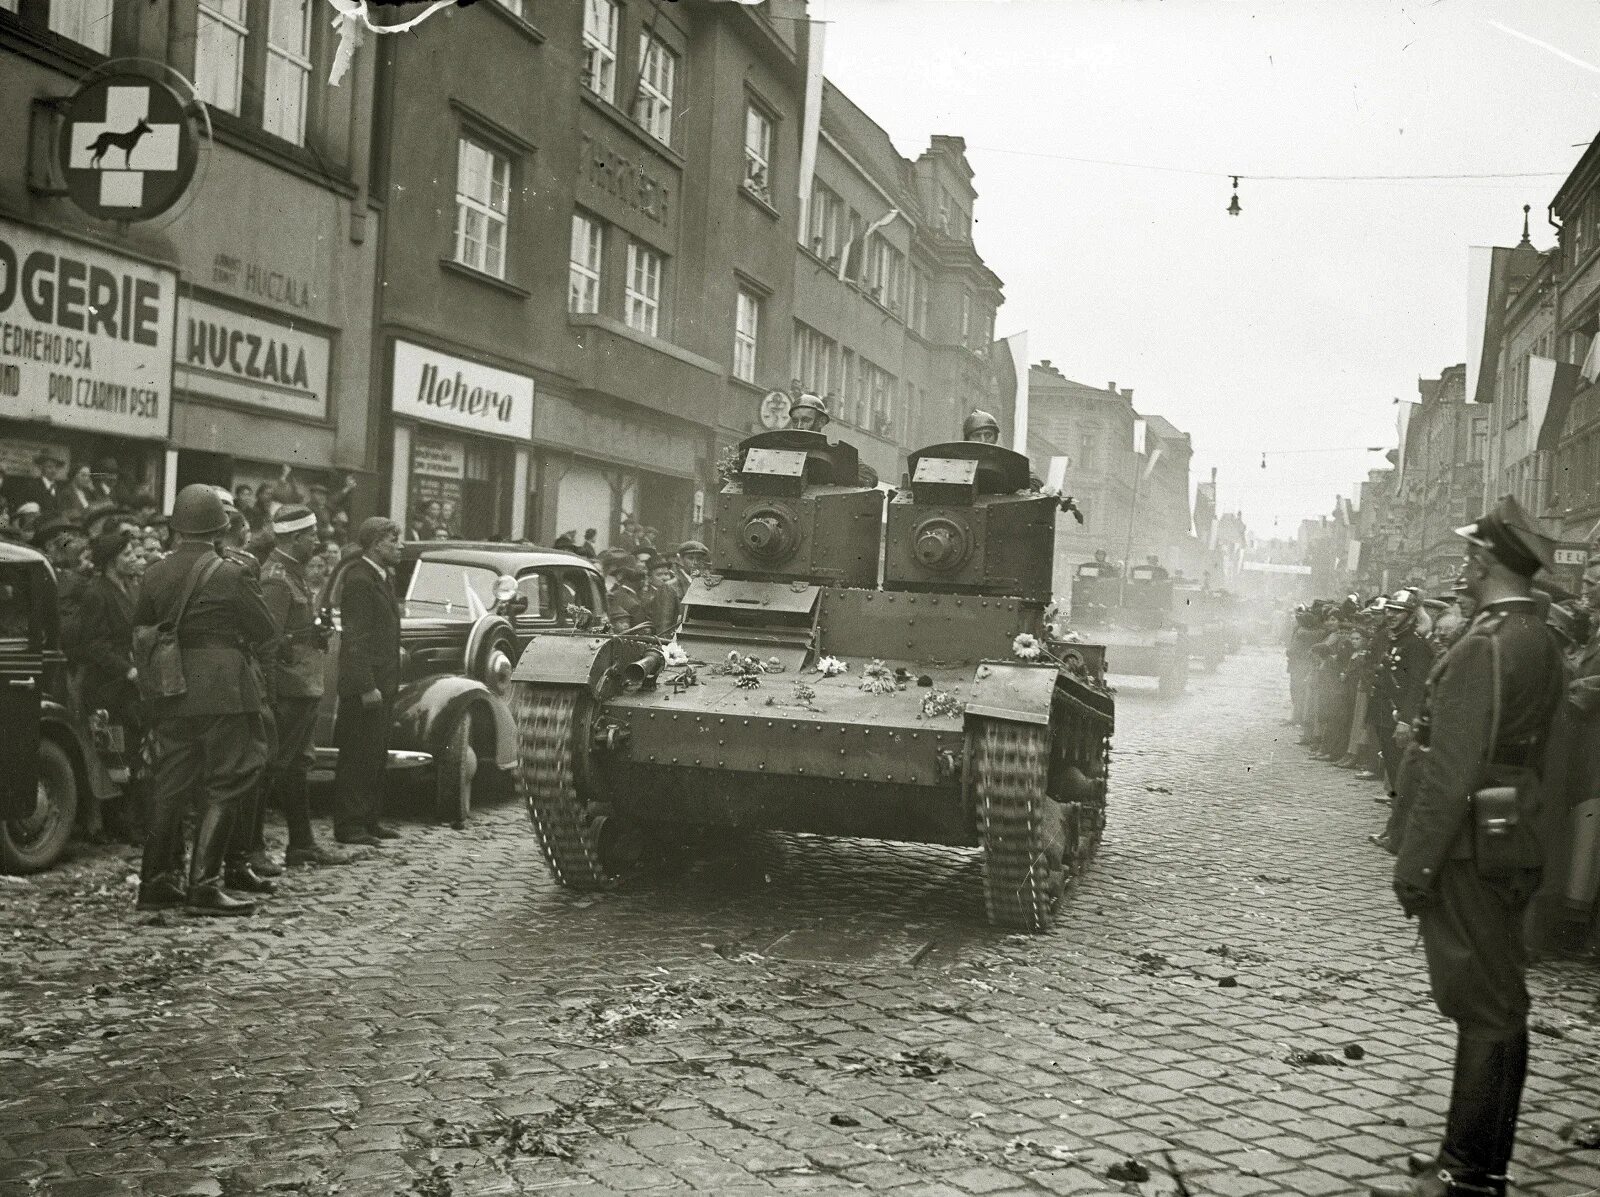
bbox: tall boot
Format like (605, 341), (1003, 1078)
(1438, 1032), (1514, 1189)
(1485, 1030), (1528, 1188)
(188, 800), (255, 916)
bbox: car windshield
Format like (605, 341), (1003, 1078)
(403, 561), (500, 620)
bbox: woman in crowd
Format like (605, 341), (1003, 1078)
(76, 530), (146, 840)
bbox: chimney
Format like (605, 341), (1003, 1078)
(1107, 381), (1117, 393)
(1121, 388), (1134, 402)
(1040, 359), (1051, 370)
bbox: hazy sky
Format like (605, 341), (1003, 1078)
(816, 0), (1597, 537)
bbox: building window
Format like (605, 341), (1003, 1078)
(568, 212), (603, 314)
(635, 32), (676, 144)
(1079, 433), (1098, 470)
(196, 0), (249, 114)
(582, 0), (619, 103)
(792, 322), (836, 397)
(866, 237), (904, 313)
(263, 0), (311, 144)
(48, 0), (112, 52)
(625, 241), (663, 337)
(454, 138), (510, 279)
(908, 266), (930, 336)
(734, 289), (760, 384)
(808, 182), (843, 263)
(743, 103), (773, 202)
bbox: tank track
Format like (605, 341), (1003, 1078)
(511, 683), (612, 891)
(975, 720), (1066, 932)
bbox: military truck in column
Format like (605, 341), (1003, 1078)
(507, 431), (1115, 931)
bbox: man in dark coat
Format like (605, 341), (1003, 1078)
(135, 485), (278, 916)
(1373, 496), (1566, 1197)
(261, 506), (347, 868)
(332, 517), (403, 846)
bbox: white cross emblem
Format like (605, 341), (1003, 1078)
(67, 85), (182, 209)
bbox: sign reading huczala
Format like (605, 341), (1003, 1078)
(0, 219), (174, 440)
(391, 339), (534, 441)
(175, 297), (330, 421)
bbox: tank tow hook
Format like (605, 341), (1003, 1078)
(593, 721), (631, 753)
(935, 748), (961, 781)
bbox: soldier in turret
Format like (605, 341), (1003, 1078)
(787, 393), (879, 487)
(963, 409), (1001, 445)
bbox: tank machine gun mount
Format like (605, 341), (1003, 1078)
(508, 432), (1116, 931)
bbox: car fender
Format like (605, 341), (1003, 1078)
(392, 675), (497, 758)
(40, 700), (118, 801)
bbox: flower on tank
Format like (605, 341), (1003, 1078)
(1012, 633), (1043, 660)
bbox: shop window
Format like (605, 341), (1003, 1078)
(196, 0), (249, 114)
(734, 289), (760, 384)
(625, 241), (663, 337)
(47, 0), (112, 52)
(569, 212), (603, 314)
(264, 0), (311, 145)
(743, 103), (773, 203)
(635, 31), (676, 145)
(454, 137), (510, 279)
(582, 0), (619, 104)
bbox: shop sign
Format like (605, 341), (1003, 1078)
(0, 219), (174, 441)
(392, 340), (534, 442)
(174, 297), (330, 421)
(57, 72), (200, 223)
(578, 132), (671, 226)
(412, 435), (465, 479)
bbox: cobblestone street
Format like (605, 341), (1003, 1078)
(3, 649), (1599, 1196)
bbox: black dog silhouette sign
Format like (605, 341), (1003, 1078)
(58, 72), (198, 222)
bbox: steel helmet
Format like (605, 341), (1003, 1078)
(963, 409), (1001, 440)
(169, 483), (230, 536)
(789, 392), (829, 423)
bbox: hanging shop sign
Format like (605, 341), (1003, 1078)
(174, 297), (330, 421)
(0, 219), (174, 440)
(391, 339), (534, 442)
(759, 389), (791, 430)
(57, 71), (200, 223)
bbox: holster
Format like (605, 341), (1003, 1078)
(1468, 771), (1543, 880)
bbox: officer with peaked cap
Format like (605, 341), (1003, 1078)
(135, 485), (278, 916)
(1373, 496), (1565, 1197)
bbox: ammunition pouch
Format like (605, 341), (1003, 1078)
(1469, 779), (1542, 881)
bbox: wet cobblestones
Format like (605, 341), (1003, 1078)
(2, 649), (1599, 1195)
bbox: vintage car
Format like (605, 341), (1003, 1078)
(317, 542), (607, 824)
(0, 542), (120, 873)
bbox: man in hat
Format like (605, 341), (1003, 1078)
(260, 506), (348, 869)
(643, 554), (683, 635)
(1373, 497), (1566, 1197)
(35, 518), (89, 659)
(135, 484), (278, 916)
(333, 517), (404, 846)
(10, 449), (69, 515)
(605, 556), (648, 631)
(673, 540), (711, 597)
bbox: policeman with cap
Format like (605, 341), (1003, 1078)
(786, 394), (880, 487)
(135, 485), (278, 916)
(1373, 496), (1565, 1197)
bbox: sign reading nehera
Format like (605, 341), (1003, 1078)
(0, 219), (174, 440)
(391, 339), (534, 441)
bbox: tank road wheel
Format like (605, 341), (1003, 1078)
(975, 719), (1069, 932)
(511, 683), (614, 891)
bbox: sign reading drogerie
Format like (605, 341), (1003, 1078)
(58, 73), (199, 223)
(391, 339), (534, 441)
(174, 297), (330, 421)
(0, 218), (174, 440)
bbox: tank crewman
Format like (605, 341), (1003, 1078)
(605, 556), (648, 631)
(1373, 496), (1565, 1197)
(260, 506), (349, 868)
(644, 554), (684, 636)
(333, 517), (405, 846)
(788, 393), (880, 487)
(1138, 555), (1170, 581)
(135, 485), (278, 916)
(962, 409), (1001, 445)
(673, 540), (711, 597)
(215, 491), (281, 894)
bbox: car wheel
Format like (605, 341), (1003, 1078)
(1, 739), (79, 874)
(435, 710), (479, 828)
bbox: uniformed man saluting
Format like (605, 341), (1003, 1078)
(1372, 495), (1565, 1197)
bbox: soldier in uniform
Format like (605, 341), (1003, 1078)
(787, 393), (880, 487)
(216, 492), (280, 894)
(963, 409), (1001, 445)
(135, 485), (278, 916)
(260, 506), (348, 868)
(1372, 497), (1565, 1197)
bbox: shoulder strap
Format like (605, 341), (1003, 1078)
(1485, 629), (1501, 756)
(170, 553), (222, 629)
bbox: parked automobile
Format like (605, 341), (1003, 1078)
(317, 542), (607, 824)
(0, 543), (120, 872)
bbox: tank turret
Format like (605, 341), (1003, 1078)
(712, 430), (884, 588)
(885, 442), (1055, 598)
